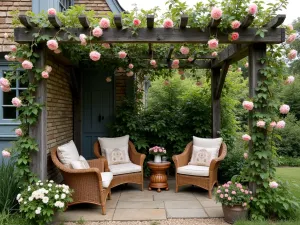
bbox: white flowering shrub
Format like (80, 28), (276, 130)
(17, 180), (73, 225)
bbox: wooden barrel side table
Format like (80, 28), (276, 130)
(147, 161), (171, 192)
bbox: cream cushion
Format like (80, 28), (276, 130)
(189, 146), (219, 166)
(70, 155), (90, 169)
(109, 163), (141, 175)
(193, 136), (222, 148)
(101, 172), (113, 188)
(98, 135), (130, 165)
(177, 165), (209, 177)
(57, 140), (79, 167)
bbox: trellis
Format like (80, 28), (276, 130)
(14, 13), (286, 180)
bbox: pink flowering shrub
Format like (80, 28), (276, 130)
(242, 101), (254, 110)
(92, 26), (103, 37)
(118, 51), (127, 59)
(230, 32), (239, 41)
(276, 120), (286, 129)
(211, 51), (218, 57)
(242, 134), (251, 141)
(12, 97), (22, 107)
(285, 76), (295, 84)
(245, 62), (249, 68)
(22, 60), (33, 70)
(150, 59), (157, 66)
(99, 18), (110, 29)
(79, 34), (87, 46)
(89, 51), (101, 61)
(257, 120), (266, 128)
(215, 181), (252, 207)
(180, 46), (189, 55)
(243, 152), (248, 159)
(10, 45), (17, 52)
(211, 7), (222, 20)
(126, 71), (134, 77)
(2, 149), (11, 158)
(46, 40), (59, 51)
(149, 146), (166, 155)
(288, 49), (297, 60)
(102, 43), (110, 49)
(187, 57), (194, 62)
(248, 3), (258, 15)
(133, 18), (141, 26)
(231, 20), (241, 29)
(287, 24), (293, 31)
(208, 39), (219, 49)
(47, 8), (56, 15)
(163, 19), (173, 28)
(41, 71), (49, 79)
(279, 104), (290, 114)
(172, 59), (180, 65)
(286, 34), (297, 44)
(106, 77), (112, 82)
(269, 181), (279, 189)
(15, 128), (23, 136)
(128, 64), (134, 69)
(270, 121), (277, 128)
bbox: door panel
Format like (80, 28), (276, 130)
(82, 71), (114, 159)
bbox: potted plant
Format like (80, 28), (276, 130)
(215, 181), (253, 224)
(149, 146), (166, 163)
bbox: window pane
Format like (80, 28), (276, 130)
(19, 90), (26, 97)
(3, 71), (16, 87)
(3, 90), (16, 105)
(3, 107), (16, 119)
(19, 71), (29, 88)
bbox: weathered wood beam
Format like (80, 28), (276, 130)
(14, 27), (285, 44)
(78, 15), (90, 28)
(179, 15), (188, 28)
(211, 68), (221, 138)
(114, 14), (122, 29)
(263, 14), (286, 28)
(208, 18), (221, 28)
(215, 61), (230, 99)
(148, 43), (153, 56)
(212, 44), (249, 68)
(147, 15), (154, 28)
(48, 15), (62, 28)
(240, 14), (255, 28)
(194, 60), (211, 69)
(18, 15), (36, 28)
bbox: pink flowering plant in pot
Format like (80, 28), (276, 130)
(215, 181), (252, 224)
(149, 146), (166, 163)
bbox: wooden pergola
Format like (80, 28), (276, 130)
(14, 13), (286, 179)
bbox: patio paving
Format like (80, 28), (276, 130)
(54, 179), (223, 222)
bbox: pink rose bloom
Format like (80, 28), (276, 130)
(211, 7), (222, 20)
(102, 43), (110, 49)
(12, 97), (22, 107)
(245, 190), (249, 194)
(220, 194), (224, 198)
(154, 149), (158, 153)
(196, 81), (202, 87)
(217, 189), (221, 193)
(228, 197), (232, 201)
(269, 181), (279, 189)
(208, 39), (219, 49)
(211, 51), (218, 57)
(180, 46), (190, 55)
(163, 19), (174, 28)
(15, 128), (22, 136)
(187, 57), (194, 62)
(89, 51), (101, 61)
(126, 71), (134, 77)
(285, 76), (295, 84)
(242, 134), (251, 141)
(280, 104), (290, 114)
(287, 24), (293, 31)
(150, 59), (157, 66)
(257, 120), (266, 128)
(45, 65), (52, 73)
(231, 20), (241, 29)
(245, 62), (249, 68)
(231, 32), (239, 41)
(172, 59), (180, 65)
(248, 3), (258, 15)
(250, 197), (253, 200)
(225, 189), (229, 193)
(1, 86), (11, 92)
(54, 49), (61, 54)
(286, 33), (297, 44)
(243, 203), (247, 207)
(128, 64), (134, 69)
(225, 194), (228, 197)
(47, 39), (59, 51)
(10, 45), (17, 52)
(41, 71), (49, 79)
(276, 120), (286, 129)
(92, 26), (103, 38)
(241, 189), (245, 192)
(4, 55), (10, 61)
(288, 49), (297, 60)
(244, 152), (248, 159)
(270, 121), (277, 128)
(99, 18), (110, 29)
(242, 101), (254, 110)
(118, 51), (127, 59)
(48, 8), (56, 15)
(159, 149), (163, 152)
(79, 34), (87, 46)
(106, 77), (112, 82)
(227, 181), (232, 184)
(0, 77), (10, 87)
(231, 191), (236, 195)
(22, 60), (33, 70)
(2, 150), (10, 158)
(180, 75), (185, 80)
(133, 18), (141, 26)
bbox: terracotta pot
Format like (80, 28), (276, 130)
(222, 204), (248, 224)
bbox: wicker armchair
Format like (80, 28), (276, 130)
(172, 141), (227, 198)
(94, 140), (146, 190)
(51, 147), (111, 215)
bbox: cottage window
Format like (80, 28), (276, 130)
(0, 70), (27, 121)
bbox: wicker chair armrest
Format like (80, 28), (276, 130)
(128, 141), (146, 166)
(88, 158), (109, 172)
(172, 142), (193, 168)
(209, 142), (227, 172)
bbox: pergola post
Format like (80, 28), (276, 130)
(211, 68), (221, 138)
(248, 43), (267, 193)
(29, 46), (48, 181)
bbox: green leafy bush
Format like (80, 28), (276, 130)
(277, 156), (300, 167)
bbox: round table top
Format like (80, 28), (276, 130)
(147, 161), (171, 166)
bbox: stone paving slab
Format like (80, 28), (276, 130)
(154, 193), (196, 201)
(117, 201), (164, 209)
(199, 200), (222, 208)
(166, 208), (208, 218)
(204, 207), (224, 217)
(113, 209), (167, 220)
(164, 200), (203, 209)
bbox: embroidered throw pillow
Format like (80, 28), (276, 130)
(70, 155), (90, 169)
(98, 135), (129, 157)
(189, 145), (219, 167)
(102, 145), (130, 165)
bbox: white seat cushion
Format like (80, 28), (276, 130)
(109, 163), (141, 175)
(101, 172), (113, 188)
(57, 140), (79, 167)
(177, 165), (209, 177)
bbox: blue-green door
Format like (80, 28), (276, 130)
(82, 70), (114, 159)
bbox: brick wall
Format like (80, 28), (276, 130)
(46, 54), (73, 181)
(0, 0), (32, 52)
(75, 0), (111, 16)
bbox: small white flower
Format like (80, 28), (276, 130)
(56, 190), (59, 193)
(35, 207), (41, 214)
(50, 180), (54, 183)
(55, 194), (59, 199)
(29, 197), (33, 201)
(54, 201), (64, 208)
(16, 194), (21, 200)
(61, 193), (66, 199)
(42, 197), (49, 204)
(48, 183), (52, 187)
(24, 201), (27, 205)
(28, 187), (31, 191)
(18, 198), (23, 203)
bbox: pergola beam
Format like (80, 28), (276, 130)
(114, 14), (122, 29)
(263, 14), (286, 28)
(240, 14), (255, 28)
(18, 15), (36, 28)
(147, 15), (154, 28)
(208, 18), (222, 28)
(48, 15), (62, 28)
(215, 61), (230, 99)
(179, 15), (189, 28)
(14, 27), (285, 44)
(78, 15), (90, 28)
